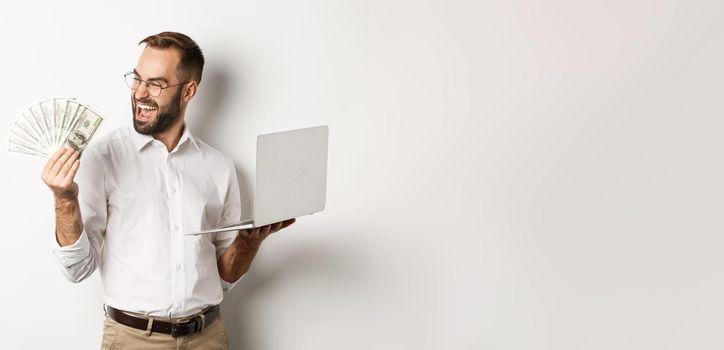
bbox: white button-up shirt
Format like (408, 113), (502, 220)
(52, 126), (242, 318)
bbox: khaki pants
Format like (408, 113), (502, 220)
(100, 315), (230, 350)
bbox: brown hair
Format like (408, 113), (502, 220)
(139, 31), (205, 84)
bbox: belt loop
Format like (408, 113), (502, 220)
(145, 316), (154, 337)
(198, 314), (206, 332)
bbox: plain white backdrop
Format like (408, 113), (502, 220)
(1, 0), (723, 349)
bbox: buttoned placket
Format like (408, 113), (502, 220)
(162, 144), (186, 318)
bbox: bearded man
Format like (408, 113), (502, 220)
(41, 31), (294, 350)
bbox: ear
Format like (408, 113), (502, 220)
(182, 81), (197, 102)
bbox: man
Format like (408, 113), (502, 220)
(41, 32), (294, 349)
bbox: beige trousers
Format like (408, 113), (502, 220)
(100, 315), (229, 350)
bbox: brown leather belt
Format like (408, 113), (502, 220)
(106, 305), (220, 338)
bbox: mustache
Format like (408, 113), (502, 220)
(133, 98), (157, 107)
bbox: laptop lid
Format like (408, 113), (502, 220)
(252, 125), (329, 227)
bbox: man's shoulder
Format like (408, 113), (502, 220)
(192, 136), (235, 169)
(184, 135), (238, 185)
(87, 126), (133, 152)
(81, 126), (131, 161)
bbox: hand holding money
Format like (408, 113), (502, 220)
(41, 148), (81, 200)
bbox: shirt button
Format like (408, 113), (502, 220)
(171, 188), (177, 194)
(174, 225), (180, 231)
(177, 303), (182, 309)
(176, 264), (181, 270)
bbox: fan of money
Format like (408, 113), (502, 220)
(8, 98), (103, 158)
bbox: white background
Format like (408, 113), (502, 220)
(1, 0), (723, 349)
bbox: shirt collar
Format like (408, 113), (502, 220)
(130, 125), (201, 152)
(131, 128), (153, 151)
(178, 126), (201, 152)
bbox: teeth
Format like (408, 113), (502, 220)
(139, 104), (157, 111)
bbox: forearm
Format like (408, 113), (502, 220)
(216, 220), (294, 283)
(52, 194), (101, 284)
(217, 234), (261, 283)
(55, 196), (83, 247)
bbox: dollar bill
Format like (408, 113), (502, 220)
(64, 106), (103, 153)
(8, 98), (104, 158)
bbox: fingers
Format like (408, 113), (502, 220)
(49, 148), (75, 177)
(59, 150), (80, 178)
(242, 225), (272, 240)
(64, 158), (81, 182)
(270, 222), (283, 232)
(41, 148), (81, 200)
(241, 227), (260, 237)
(267, 219), (296, 235)
(281, 218), (296, 229)
(260, 224), (272, 236)
(43, 148), (68, 175)
(239, 219), (296, 245)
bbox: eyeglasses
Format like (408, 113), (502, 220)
(124, 71), (189, 97)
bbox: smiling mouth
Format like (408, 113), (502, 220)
(136, 103), (158, 122)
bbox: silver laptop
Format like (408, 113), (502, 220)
(185, 125), (328, 235)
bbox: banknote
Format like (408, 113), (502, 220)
(7, 98), (104, 158)
(65, 106), (103, 153)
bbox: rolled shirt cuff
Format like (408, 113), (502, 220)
(221, 273), (244, 294)
(52, 229), (90, 267)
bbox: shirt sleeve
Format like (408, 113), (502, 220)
(51, 146), (107, 283)
(213, 156), (244, 293)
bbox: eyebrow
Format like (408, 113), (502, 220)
(133, 69), (170, 84)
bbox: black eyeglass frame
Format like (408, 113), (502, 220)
(124, 71), (190, 97)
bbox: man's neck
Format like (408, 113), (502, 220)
(153, 120), (185, 153)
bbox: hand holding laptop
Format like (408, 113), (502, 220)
(237, 218), (296, 248)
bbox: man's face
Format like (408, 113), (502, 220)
(131, 47), (187, 135)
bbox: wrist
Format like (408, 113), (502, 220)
(54, 194), (77, 210)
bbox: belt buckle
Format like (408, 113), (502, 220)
(170, 314), (205, 338)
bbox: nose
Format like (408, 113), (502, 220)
(134, 81), (150, 100)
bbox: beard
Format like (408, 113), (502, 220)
(131, 87), (183, 135)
